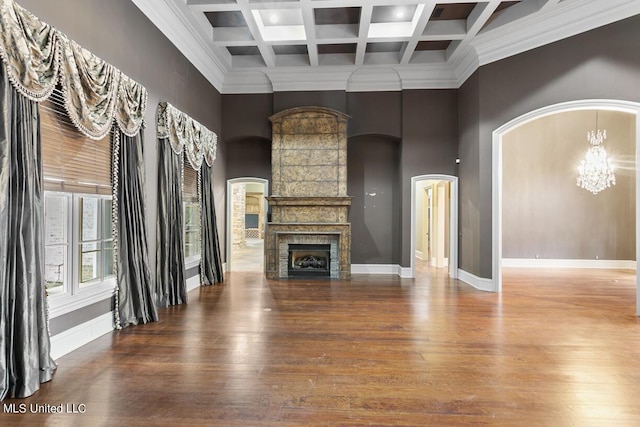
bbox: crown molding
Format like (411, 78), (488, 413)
(222, 70), (273, 94)
(264, 67), (356, 92)
(472, 0), (640, 68)
(131, 0), (227, 91)
(346, 68), (402, 92)
(395, 64), (459, 90)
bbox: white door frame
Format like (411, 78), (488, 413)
(492, 99), (640, 316)
(411, 174), (459, 279)
(226, 177), (269, 272)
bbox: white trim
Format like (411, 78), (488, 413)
(50, 312), (113, 360)
(492, 99), (640, 315)
(502, 259), (637, 270)
(186, 274), (201, 292)
(415, 250), (424, 260)
(410, 175), (458, 280)
(48, 281), (115, 319)
(131, 0), (227, 90)
(350, 264), (412, 278)
(457, 269), (494, 292)
(351, 264), (398, 275)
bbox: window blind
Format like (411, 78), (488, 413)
(40, 88), (112, 195)
(183, 155), (199, 203)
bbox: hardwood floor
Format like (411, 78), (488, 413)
(3, 264), (639, 426)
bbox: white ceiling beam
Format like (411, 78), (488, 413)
(300, 0), (318, 67)
(447, 0), (501, 62)
(355, 4), (373, 66)
(400, 2), (436, 65)
(236, 0), (276, 68)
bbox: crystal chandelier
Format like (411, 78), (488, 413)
(576, 115), (616, 194)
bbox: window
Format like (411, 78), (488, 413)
(183, 159), (201, 265)
(41, 88), (115, 317)
(79, 196), (114, 286)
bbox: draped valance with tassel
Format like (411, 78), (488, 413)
(0, 0), (147, 139)
(157, 101), (217, 170)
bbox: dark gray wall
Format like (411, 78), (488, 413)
(458, 72), (481, 275)
(225, 137), (272, 182)
(458, 15), (640, 278)
(400, 90), (459, 266)
(222, 93), (273, 141)
(274, 90), (346, 113)
(19, 0), (224, 331)
(348, 135), (401, 264)
(347, 91), (402, 139)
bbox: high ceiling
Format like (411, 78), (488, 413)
(132, 0), (640, 93)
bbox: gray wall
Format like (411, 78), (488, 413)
(19, 0), (224, 332)
(348, 135), (401, 264)
(223, 89), (458, 266)
(502, 110), (635, 260)
(459, 15), (640, 278)
(400, 90), (459, 266)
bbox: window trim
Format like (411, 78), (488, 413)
(45, 191), (117, 319)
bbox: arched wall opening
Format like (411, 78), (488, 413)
(492, 100), (640, 315)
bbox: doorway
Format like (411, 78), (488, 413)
(226, 178), (268, 272)
(492, 100), (640, 315)
(411, 175), (458, 279)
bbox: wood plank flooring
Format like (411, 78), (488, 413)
(2, 263), (639, 426)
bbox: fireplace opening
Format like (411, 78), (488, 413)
(288, 244), (331, 277)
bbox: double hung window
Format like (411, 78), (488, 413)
(183, 160), (201, 265)
(41, 89), (115, 316)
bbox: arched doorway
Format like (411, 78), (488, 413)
(226, 177), (269, 272)
(410, 174), (459, 279)
(492, 100), (640, 315)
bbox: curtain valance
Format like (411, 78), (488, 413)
(0, 0), (147, 139)
(157, 101), (217, 170)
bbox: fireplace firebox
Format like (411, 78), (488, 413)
(288, 244), (331, 277)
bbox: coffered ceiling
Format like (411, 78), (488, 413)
(131, 0), (640, 93)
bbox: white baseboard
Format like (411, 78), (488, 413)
(457, 269), (495, 292)
(351, 264), (412, 278)
(502, 258), (637, 270)
(415, 250), (424, 260)
(351, 264), (397, 275)
(186, 274), (201, 292)
(50, 312), (113, 360)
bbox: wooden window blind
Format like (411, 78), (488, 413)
(40, 88), (112, 195)
(183, 156), (199, 203)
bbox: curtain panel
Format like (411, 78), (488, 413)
(156, 137), (187, 307)
(0, 69), (56, 400)
(201, 165), (224, 285)
(157, 102), (223, 287)
(0, 0), (147, 139)
(113, 130), (158, 329)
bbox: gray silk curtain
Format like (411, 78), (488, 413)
(0, 70), (56, 400)
(157, 101), (222, 287)
(114, 130), (158, 328)
(201, 165), (224, 285)
(156, 137), (186, 306)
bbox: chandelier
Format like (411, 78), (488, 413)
(576, 114), (616, 194)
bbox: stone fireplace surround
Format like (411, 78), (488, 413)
(264, 106), (351, 279)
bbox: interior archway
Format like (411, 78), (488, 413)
(492, 100), (640, 315)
